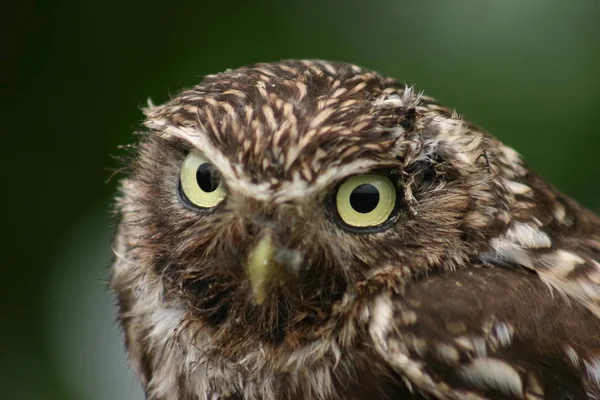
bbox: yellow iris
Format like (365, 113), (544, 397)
(179, 152), (226, 209)
(335, 174), (396, 229)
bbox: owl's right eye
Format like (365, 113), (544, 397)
(179, 152), (226, 210)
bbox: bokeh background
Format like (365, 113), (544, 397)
(4, 0), (600, 398)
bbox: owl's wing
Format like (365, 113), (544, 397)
(368, 267), (600, 400)
(482, 202), (600, 322)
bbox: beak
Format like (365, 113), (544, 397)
(244, 232), (292, 304)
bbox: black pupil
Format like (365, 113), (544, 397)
(196, 163), (220, 192)
(349, 184), (379, 213)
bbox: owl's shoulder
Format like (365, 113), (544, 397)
(368, 266), (600, 398)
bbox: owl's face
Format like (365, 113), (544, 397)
(116, 61), (508, 348)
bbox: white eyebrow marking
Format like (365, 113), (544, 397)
(155, 123), (386, 203)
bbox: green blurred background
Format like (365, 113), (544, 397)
(5, 0), (599, 398)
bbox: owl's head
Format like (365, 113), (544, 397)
(114, 60), (517, 348)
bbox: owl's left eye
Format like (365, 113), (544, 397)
(179, 152), (226, 210)
(334, 174), (398, 231)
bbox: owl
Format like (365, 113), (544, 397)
(111, 60), (600, 400)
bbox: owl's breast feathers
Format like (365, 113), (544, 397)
(112, 60), (600, 399)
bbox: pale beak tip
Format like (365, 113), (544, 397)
(253, 290), (267, 305)
(246, 233), (277, 305)
(251, 279), (270, 305)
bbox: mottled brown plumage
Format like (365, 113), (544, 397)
(111, 60), (600, 399)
